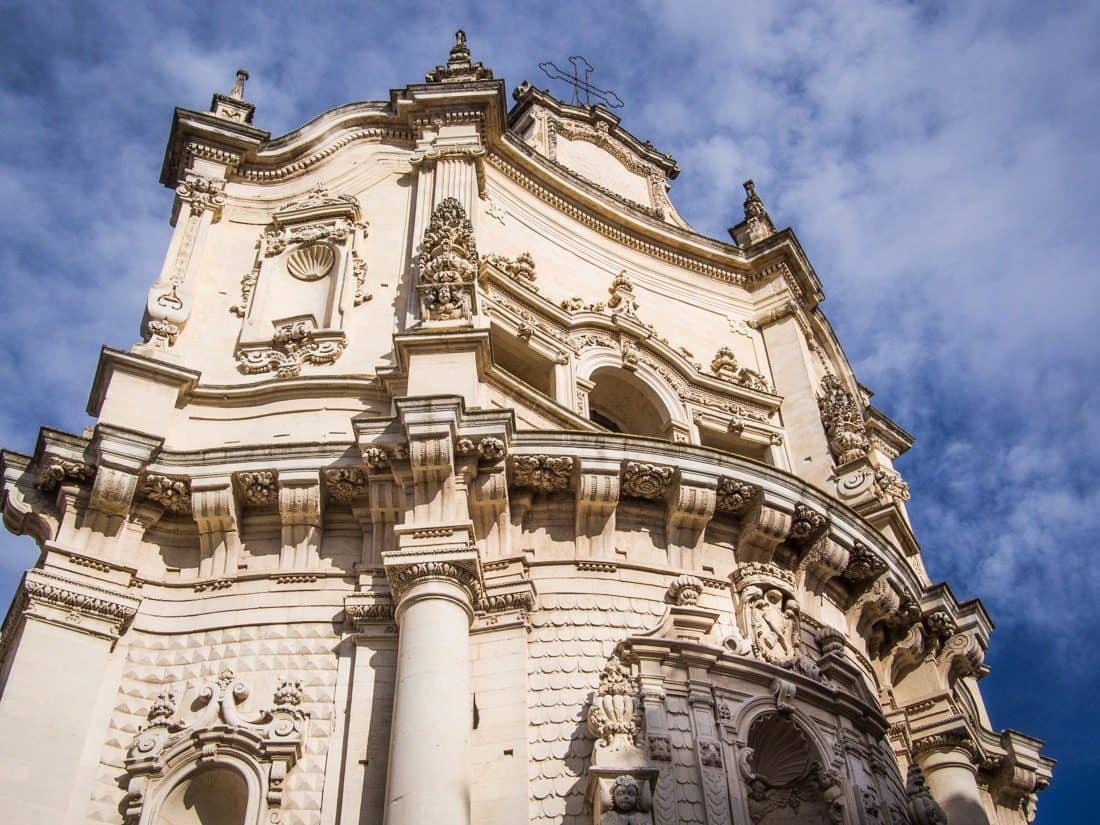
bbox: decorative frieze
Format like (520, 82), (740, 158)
(19, 568), (139, 637)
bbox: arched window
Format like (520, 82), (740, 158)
(586, 366), (672, 439)
(157, 765), (249, 825)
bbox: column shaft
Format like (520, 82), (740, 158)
(918, 747), (990, 825)
(383, 579), (473, 825)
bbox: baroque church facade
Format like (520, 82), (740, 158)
(0, 32), (1052, 825)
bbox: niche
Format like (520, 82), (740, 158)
(156, 765), (248, 825)
(234, 186), (367, 377)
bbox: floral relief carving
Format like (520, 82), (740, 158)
(667, 574), (703, 605)
(873, 466), (911, 504)
(236, 470), (277, 506)
(841, 541), (888, 584)
(175, 173), (226, 219)
(587, 655), (641, 749)
(139, 474), (192, 514)
(789, 503), (829, 543)
(818, 374), (870, 465)
(511, 454), (574, 493)
(35, 458), (95, 492)
(417, 197), (478, 322)
(621, 462), (673, 500)
(715, 477), (760, 514)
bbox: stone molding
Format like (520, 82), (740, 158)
(15, 568), (139, 640)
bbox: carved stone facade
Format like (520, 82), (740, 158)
(0, 32), (1050, 825)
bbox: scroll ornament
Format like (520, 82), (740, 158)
(124, 670), (307, 819)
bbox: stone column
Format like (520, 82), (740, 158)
(382, 556), (479, 825)
(914, 737), (989, 825)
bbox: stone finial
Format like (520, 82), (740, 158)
(425, 29), (493, 83)
(742, 179), (776, 244)
(210, 67), (256, 124)
(230, 69), (249, 100)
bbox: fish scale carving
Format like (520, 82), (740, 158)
(526, 593), (669, 825)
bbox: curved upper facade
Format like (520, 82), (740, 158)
(0, 31), (1050, 825)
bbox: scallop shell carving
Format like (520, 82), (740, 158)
(287, 243), (335, 281)
(747, 713), (812, 786)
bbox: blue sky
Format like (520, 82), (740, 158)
(1, 1), (1096, 820)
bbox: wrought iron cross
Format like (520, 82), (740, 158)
(538, 56), (624, 109)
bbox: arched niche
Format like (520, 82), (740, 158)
(154, 761), (253, 825)
(739, 712), (844, 825)
(578, 353), (686, 440)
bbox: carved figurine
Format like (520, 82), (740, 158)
(599, 775), (653, 825)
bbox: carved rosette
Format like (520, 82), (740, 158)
(456, 436), (506, 463)
(817, 375), (870, 465)
(511, 454), (574, 493)
(417, 197), (479, 322)
(322, 467), (369, 505)
(621, 462), (673, 500)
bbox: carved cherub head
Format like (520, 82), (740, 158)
(610, 776), (639, 812)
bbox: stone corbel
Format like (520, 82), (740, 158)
(190, 477), (241, 581)
(575, 459), (620, 561)
(734, 500), (792, 564)
(795, 535), (849, 593)
(364, 475), (403, 570)
(86, 426), (163, 538)
(467, 461), (511, 561)
(277, 470), (322, 570)
(990, 731), (1050, 818)
(665, 472), (716, 570)
(344, 592), (396, 633)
